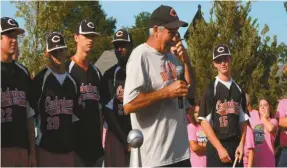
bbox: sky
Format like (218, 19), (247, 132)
(1, 1), (287, 45)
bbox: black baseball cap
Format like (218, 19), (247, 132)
(1, 17), (25, 35)
(76, 19), (99, 35)
(112, 29), (133, 43)
(213, 44), (231, 60)
(46, 32), (67, 52)
(149, 5), (188, 29)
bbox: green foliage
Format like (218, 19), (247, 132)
(13, 1), (116, 76)
(186, 1), (287, 107)
(128, 11), (151, 47)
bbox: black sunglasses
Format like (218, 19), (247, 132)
(50, 48), (67, 58)
(214, 55), (230, 64)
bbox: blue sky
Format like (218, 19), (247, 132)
(1, 1), (287, 44)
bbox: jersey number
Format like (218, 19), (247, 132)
(47, 116), (60, 130)
(219, 116), (228, 127)
(1, 108), (12, 123)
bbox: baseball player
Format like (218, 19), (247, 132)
(66, 19), (104, 167)
(101, 29), (133, 166)
(198, 44), (249, 167)
(1, 17), (37, 167)
(30, 32), (79, 166)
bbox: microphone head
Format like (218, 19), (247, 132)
(127, 129), (144, 148)
(176, 66), (183, 76)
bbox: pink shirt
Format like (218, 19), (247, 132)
(275, 99), (287, 147)
(252, 116), (278, 167)
(187, 123), (207, 167)
(243, 126), (255, 168)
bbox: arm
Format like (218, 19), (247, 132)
(173, 41), (195, 99)
(279, 117), (287, 128)
(276, 100), (287, 128)
(27, 117), (37, 166)
(124, 80), (188, 114)
(201, 120), (232, 163)
(124, 88), (166, 114)
(201, 120), (225, 152)
(235, 121), (248, 162)
(104, 107), (129, 151)
(26, 74), (38, 166)
(189, 140), (206, 155)
(239, 121), (247, 147)
(247, 149), (254, 167)
(261, 117), (277, 133)
(236, 95), (249, 162)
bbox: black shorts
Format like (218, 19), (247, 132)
(206, 138), (243, 167)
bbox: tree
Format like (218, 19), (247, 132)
(129, 11), (151, 47)
(186, 1), (287, 107)
(285, 2), (287, 12)
(13, 1), (116, 76)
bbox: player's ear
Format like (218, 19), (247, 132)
(74, 33), (79, 43)
(213, 61), (217, 68)
(44, 51), (50, 58)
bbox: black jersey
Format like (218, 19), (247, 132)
(31, 68), (79, 153)
(1, 61), (34, 149)
(198, 77), (248, 140)
(102, 65), (132, 136)
(66, 59), (104, 162)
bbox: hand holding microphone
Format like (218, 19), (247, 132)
(163, 65), (187, 100)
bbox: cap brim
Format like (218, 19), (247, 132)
(79, 32), (100, 36)
(111, 39), (130, 43)
(164, 20), (188, 29)
(46, 46), (67, 53)
(213, 54), (231, 60)
(1, 27), (25, 35)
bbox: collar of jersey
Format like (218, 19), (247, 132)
(215, 76), (233, 90)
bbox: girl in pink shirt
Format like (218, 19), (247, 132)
(187, 102), (207, 167)
(253, 99), (278, 167)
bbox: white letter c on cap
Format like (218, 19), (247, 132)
(87, 22), (94, 28)
(7, 19), (16, 26)
(51, 35), (60, 43)
(116, 31), (123, 37)
(217, 47), (225, 53)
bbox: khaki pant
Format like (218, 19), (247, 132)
(74, 154), (104, 167)
(1, 147), (28, 167)
(37, 148), (74, 167)
(104, 130), (129, 167)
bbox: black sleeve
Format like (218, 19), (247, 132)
(72, 82), (82, 120)
(240, 90), (249, 116)
(100, 72), (113, 106)
(29, 70), (45, 117)
(198, 85), (214, 121)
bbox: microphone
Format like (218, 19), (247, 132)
(127, 129), (144, 167)
(176, 66), (184, 109)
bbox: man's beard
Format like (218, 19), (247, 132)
(116, 54), (129, 67)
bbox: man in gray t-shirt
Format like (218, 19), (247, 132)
(123, 5), (195, 167)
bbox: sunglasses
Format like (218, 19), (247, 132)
(2, 31), (19, 39)
(214, 55), (230, 64)
(49, 48), (67, 58)
(113, 42), (130, 49)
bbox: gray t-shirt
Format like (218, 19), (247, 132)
(123, 43), (189, 167)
